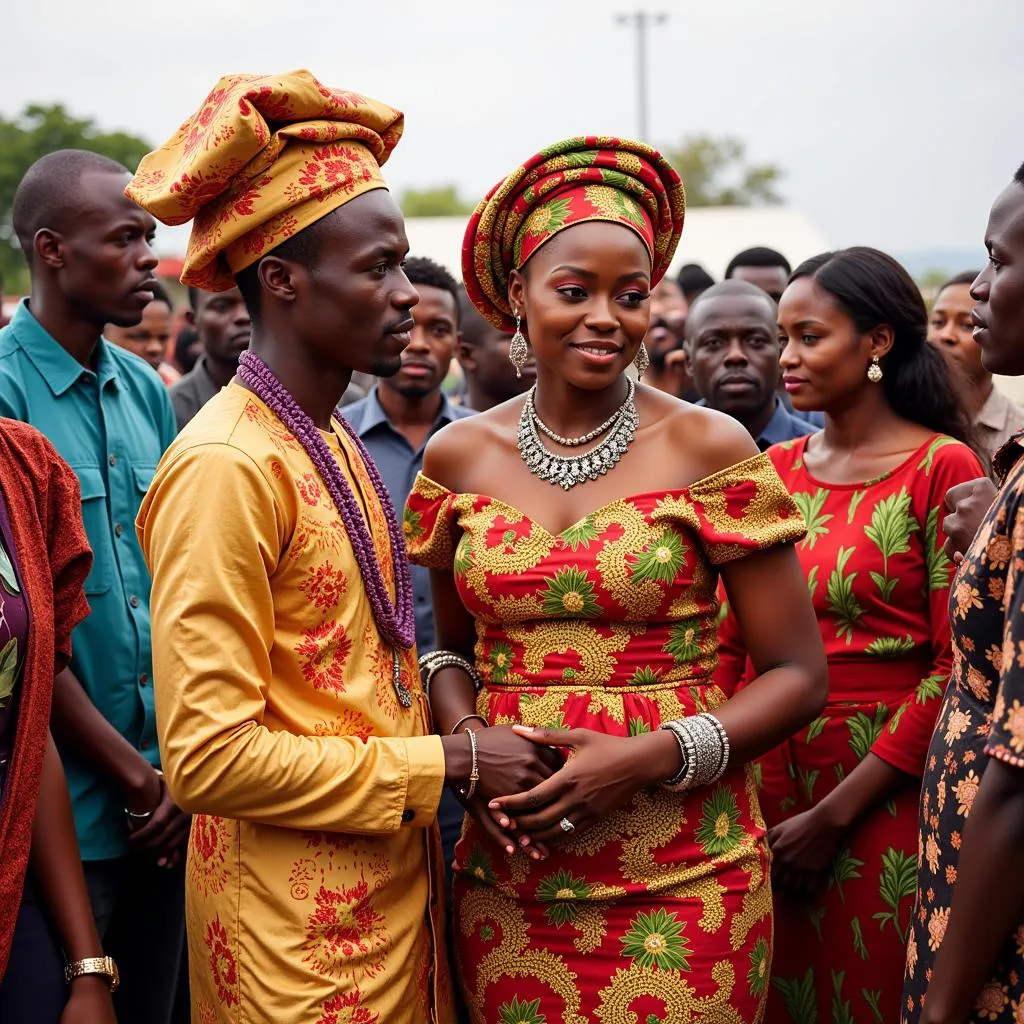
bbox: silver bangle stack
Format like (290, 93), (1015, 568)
(660, 712), (731, 792)
(418, 650), (482, 700)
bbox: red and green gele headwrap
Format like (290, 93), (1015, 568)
(462, 136), (686, 331)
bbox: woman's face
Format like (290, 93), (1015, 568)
(928, 282), (987, 387)
(778, 276), (885, 414)
(508, 221), (652, 390)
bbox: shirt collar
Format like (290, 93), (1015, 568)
(352, 385), (461, 437)
(9, 299), (120, 397)
(758, 397), (799, 447)
(976, 386), (1012, 432)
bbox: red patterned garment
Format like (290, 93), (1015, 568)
(716, 434), (983, 1024)
(405, 453), (804, 1024)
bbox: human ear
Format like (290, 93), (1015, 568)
(34, 229), (64, 270)
(869, 324), (896, 360)
(507, 269), (526, 321)
(259, 256), (299, 304)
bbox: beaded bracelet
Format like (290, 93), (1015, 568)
(418, 650), (482, 699)
(659, 713), (730, 791)
(700, 712), (731, 783)
(661, 719), (697, 791)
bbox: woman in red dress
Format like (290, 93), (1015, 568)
(716, 247), (983, 1024)
(404, 138), (827, 1024)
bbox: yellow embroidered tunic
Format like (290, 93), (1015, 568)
(137, 381), (451, 1024)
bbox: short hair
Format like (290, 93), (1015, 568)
(405, 256), (460, 326)
(937, 270), (981, 294)
(725, 247), (791, 279)
(1016, 161), (1024, 186)
(685, 279), (778, 343)
(676, 263), (715, 302)
(11, 149), (130, 255)
(187, 286), (201, 311)
(457, 287), (497, 346)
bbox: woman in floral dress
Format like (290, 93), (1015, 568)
(716, 247), (982, 1024)
(903, 166), (1024, 1024)
(404, 138), (827, 1024)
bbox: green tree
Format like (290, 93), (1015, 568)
(0, 104), (152, 292)
(398, 184), (474, 218)
(663, 135), (784, 206)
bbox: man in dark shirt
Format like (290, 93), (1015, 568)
(684, 280), (815, 449)
(168, 286), (251, 431)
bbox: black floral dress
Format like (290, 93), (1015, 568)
(903, 433), (1024, 1023)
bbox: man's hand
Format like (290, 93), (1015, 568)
(943, 477), (997, 563)
(126, 769), (191, 868)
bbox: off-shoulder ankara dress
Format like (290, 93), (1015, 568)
(715, 434), (983, 1024)
(405, 453), (805, 1024)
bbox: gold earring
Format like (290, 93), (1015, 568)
(509, 314), (529, 378)
(633, 341), (650, 376)
(867, 356), (883, 383)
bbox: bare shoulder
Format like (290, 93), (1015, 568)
(423, 399), (524, 492)
(638, 387), (760, 483)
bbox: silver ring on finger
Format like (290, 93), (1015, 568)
(559, 817), (575, 834)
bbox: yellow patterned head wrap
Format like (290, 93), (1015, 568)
(126, 70), (404, 291)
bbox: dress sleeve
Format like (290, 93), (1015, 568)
(685, 453), (806, 565)
(138, 443), (445, 834)
(872, 440), (986, 776)
(985, 476), (1024, 769)
(404, 472), (459, 570)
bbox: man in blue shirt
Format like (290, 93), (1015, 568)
(343, 255), (473, 1022)
(0, 150), (186, 1023)
(684, 280), (816, 450)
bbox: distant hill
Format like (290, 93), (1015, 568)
(895, 247), (986, 279)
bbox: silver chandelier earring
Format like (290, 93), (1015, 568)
(867, 356), (883, 383)
(633, 341), (650, 376)
(509, 314), (529, 378)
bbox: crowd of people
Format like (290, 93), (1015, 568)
(0, 66), (1021, 1024)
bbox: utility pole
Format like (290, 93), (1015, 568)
(615, 10), (668, 141)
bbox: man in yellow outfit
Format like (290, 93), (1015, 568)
(129, 70), (522, 1024)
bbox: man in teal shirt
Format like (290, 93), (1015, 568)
(0, 150), (187, 1024)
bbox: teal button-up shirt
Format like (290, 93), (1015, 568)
(0, 301), (176, 860)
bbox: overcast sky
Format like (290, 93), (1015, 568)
(8, 0), (1022, 257)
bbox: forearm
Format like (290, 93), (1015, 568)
(710, 662), (826, 767)
(923, 758), (1024, 1023)
(30, 733), (104, 961)
(431, 667), (481, 736)
(50, 667), (154, 806)
(816, 752), (912, 827)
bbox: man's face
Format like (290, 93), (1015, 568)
(458, 304), (534, 406)
(730, 264), (789, 304)
(685, 293), (781, 420)
(646, 277), (688, 369)
(53, 170), (159, 329)
(379, 283), (458, 400)
(971, 182), (1024, 376)
(192, 286), (251, 369)
(290, 190), (418, 378)
(106, 298), (172, 369)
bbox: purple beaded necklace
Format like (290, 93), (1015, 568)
(237, 350), (416, 707)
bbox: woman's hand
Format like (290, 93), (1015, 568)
(767, 804), (848, 898)
(61, 976), (117, 1024)
(487, 725), (679, 845)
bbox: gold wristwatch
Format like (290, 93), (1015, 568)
(65, 955), (120, 992)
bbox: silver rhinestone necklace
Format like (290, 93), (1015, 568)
(517, 380), (639, 490)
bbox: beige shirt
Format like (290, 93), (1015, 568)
(976, 386), (1024, 470)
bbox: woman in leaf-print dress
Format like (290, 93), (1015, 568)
(406, 139), (828, 1024)
(716, 248), (983, 1024)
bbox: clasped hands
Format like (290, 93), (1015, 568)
(456, 724), (668, 860)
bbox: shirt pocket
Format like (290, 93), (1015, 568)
(74, 466), (113, 596)
(132, 464), (156, 502)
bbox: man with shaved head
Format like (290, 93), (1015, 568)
(0, 149), (185, 1024)
(684, 279), (815, 449)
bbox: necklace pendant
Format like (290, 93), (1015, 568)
(392, 651), (413, 708)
